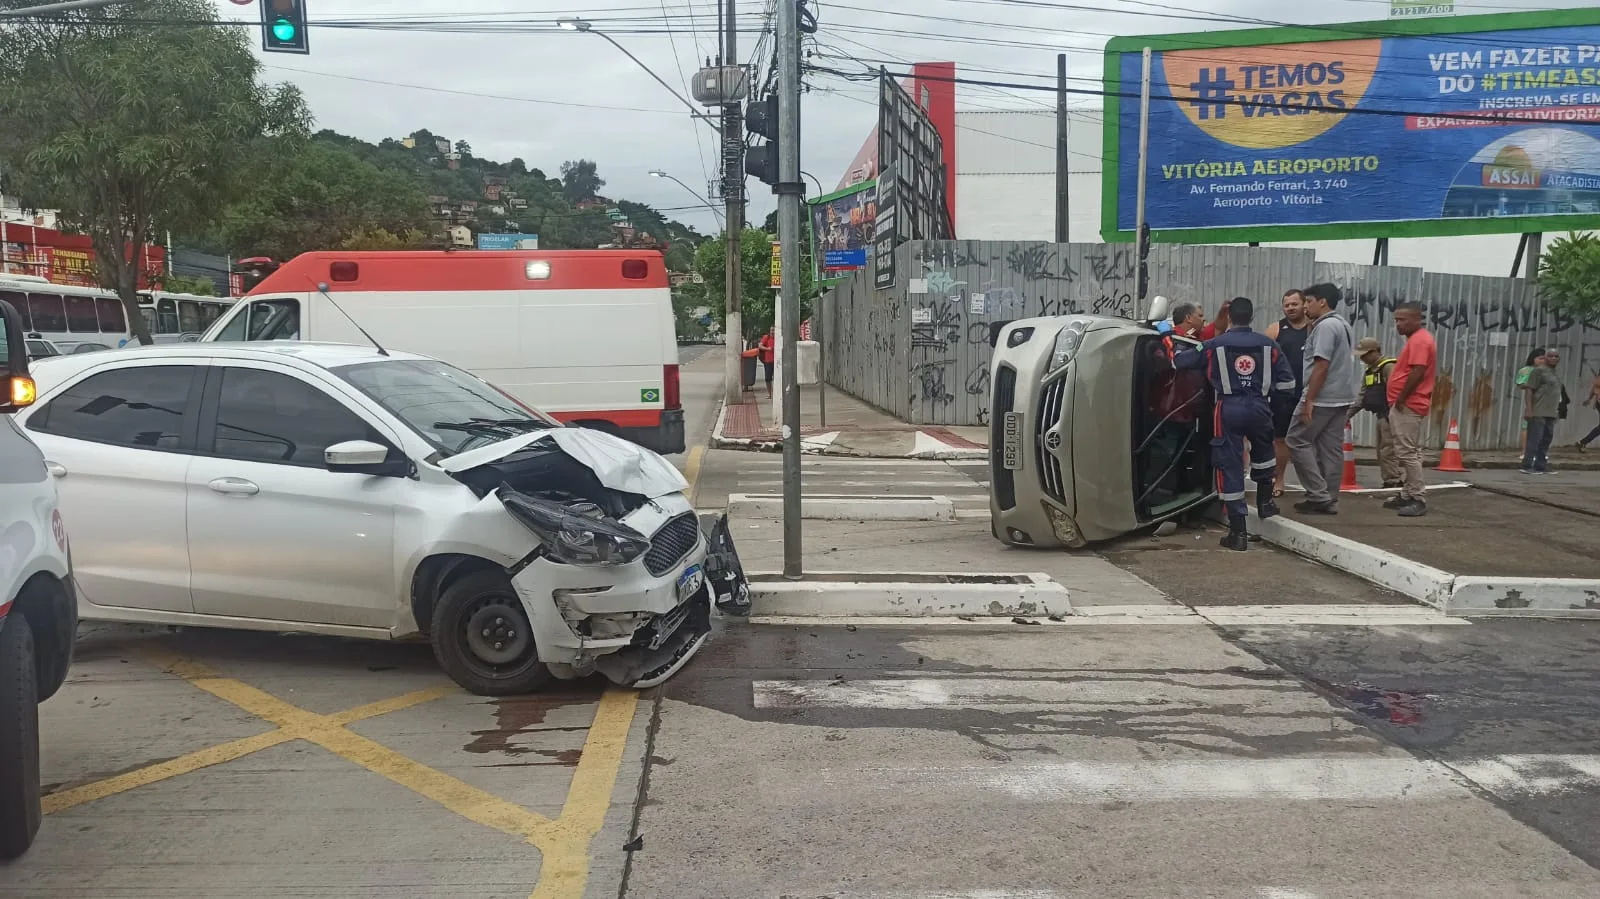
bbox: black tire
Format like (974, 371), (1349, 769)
(0, 616), (42, 861)
(429, 570), (552, 696)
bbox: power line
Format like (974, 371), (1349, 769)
(261, 64), (688, 114)
(809, 63), (1600, 126)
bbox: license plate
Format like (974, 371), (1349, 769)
(676, 564), (704, 603)
(1001, 412), (1024, 470)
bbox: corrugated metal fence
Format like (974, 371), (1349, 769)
(821, 240), (1600, 450)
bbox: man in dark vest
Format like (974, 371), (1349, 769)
(1169, 297), (1297, 551)
(1354, 337), (1400, 489)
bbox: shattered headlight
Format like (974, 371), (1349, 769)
(1048, 319), (1089, 374)
(500, 486), (651, 566)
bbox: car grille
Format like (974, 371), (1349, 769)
(644, 513), (700, 576)
(1037, 376), (1067, 503)
(990, 364), (1017, 510)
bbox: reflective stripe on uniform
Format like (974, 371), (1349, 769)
(1216, 348), (1233, 395)
(1259, 348), (1272, 396)
(1250, 460), (1276, 471)
(1219, 490), (1247, 501)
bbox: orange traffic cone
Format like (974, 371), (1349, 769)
(1436, 418), (1469, 473)
(1340, 422), (1363, 492)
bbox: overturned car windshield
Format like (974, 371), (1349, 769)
(335, 359), (559, 456)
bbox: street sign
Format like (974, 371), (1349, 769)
(476, 233), (538, 250)
(769, 242), (781, 289)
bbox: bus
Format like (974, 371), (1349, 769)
(0, 275), (236, 350)
(136, 289), (238, 343)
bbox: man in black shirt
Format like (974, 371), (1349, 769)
(1264, 289), (1311, 497)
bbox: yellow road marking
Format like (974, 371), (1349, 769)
(529, 688), (640, 899)
(43, 728), (294, 815)
(683, 443), (705, 504)
(55, 648), (644, 897)
(43, 656), (453, 816)
(139, 650), (556, 840)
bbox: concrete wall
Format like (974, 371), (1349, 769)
(821, 239), (1600, 450)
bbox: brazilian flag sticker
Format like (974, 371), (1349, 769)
(641, 388), (661, 403)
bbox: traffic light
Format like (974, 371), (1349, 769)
(745, 94), (779, 187)
(262, 0), (309, 55)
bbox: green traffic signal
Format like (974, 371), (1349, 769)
(271, 16), (296, 42)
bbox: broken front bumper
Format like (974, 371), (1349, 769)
(507, 505), (750, 687)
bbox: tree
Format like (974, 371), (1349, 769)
(339, 226), (431, 251)
(693, 228), (814, 343)
(196, 141), (433, 260)
(1537, 232), (1600, 321)
(560, 159), (605, 203)
(156, 274), (215, 297)
(0, 0), (309, 344)
(454, 140), (472, 158)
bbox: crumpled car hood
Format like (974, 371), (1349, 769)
(438, 427), (690, 498)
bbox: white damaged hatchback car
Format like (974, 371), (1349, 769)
(16, 342), (747, 695)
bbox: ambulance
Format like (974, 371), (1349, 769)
(200, 250), (685, 454)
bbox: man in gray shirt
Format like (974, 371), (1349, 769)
(1287, 282), (1361, 513)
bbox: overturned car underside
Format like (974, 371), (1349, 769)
(449, 432), (750, 689)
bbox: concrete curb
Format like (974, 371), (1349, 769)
(1243, 510), (1455, 609)
(1233, 506), (1600, 619)
(1464, 458), (1600, 472)
(1446, 577), (1600, 617)
(728, 493), (956, 522)
(746, 571), (1069, 618)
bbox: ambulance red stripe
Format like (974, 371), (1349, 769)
(247, 250), (670, 295)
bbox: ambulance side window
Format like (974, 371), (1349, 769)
(248, 299), (300, 340)
(213, 306), (250, 342)
(219, 299), (300, 341)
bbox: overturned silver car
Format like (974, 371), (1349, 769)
(986, 300), (1217, 549)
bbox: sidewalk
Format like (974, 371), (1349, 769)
(713, 384), (988, 458)
(1240, 470), (1600, 618)
(712, 383), (1600, 469)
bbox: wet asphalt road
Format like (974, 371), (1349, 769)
(1223, 617), (1600, 873)
(623, 618), (1600, 898)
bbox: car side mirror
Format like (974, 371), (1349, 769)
(0, 299), (37, 415)
(325, 439), (410, 477)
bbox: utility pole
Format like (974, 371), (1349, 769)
(721, 0), (745, 407)
(1133, 47), (1153, 308)
(1055, 53), (1070, 244)
(777, 0), (803, 578)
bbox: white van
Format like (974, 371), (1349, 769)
(199, 250), (686, 454)
(0, 298), (76, 859)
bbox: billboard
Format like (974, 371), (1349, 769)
(809, 181), (876, 287)
(477, 233), (538, 250)
(1102, 8), (1600, 244)
(876, 69), (955, 287)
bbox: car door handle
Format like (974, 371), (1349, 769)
(44, 462), (66, 478)
(208, 477), (260, 497)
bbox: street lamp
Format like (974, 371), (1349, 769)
(650, 170), (724, 227)
(558, 17), (719, 137)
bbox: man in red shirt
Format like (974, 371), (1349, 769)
(1171, 301), (1230, 341)
(1385, 301), (1436, 517)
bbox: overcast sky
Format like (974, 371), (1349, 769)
(215, 0), (1593, 234)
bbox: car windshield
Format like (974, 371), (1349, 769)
(334, 358), (560, 456)
(26, 340), (56, 357)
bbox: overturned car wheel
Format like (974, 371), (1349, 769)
(431, 570), (552, 696)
